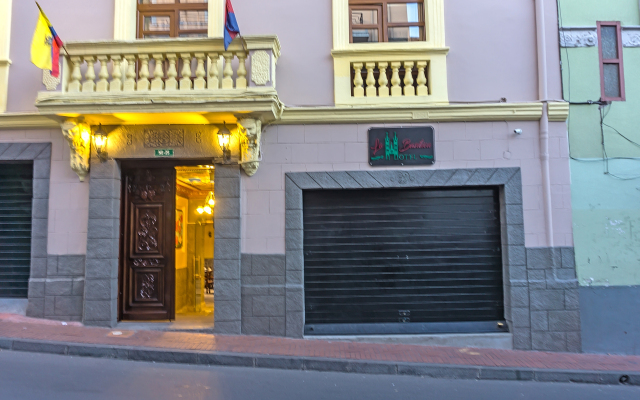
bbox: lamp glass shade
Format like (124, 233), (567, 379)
(93, 125), (108, 156)
(217, 125), (231, 150)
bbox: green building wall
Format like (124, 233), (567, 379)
(559, 0), (640, 354)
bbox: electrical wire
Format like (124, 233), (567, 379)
(558, 0), (640, 180)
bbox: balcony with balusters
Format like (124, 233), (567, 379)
(331, 47), (449, 107)
(35, 36), (282, 123)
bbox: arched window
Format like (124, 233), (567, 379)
(137, 0), (208, 39)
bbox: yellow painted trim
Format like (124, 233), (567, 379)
(208, 0), (225, 38)
(0, 0), (12, 113)
(0, 113), (60, 130)
(332, 0), (445, 50)
(0, 63), (9, 114)
(548, 101), (569, 122)
(113, 0), (137, 40)
(277, 103), (544, 125)
(114, 0), (224, 40)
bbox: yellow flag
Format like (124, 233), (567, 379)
(31, 12), (52, 71)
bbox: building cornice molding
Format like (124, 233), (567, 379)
(560, 26), (640, 48)
(277, 103), (544, 125)
(547, 102), (570, 122)
(0, 113), (60, 130)
(1, 103), (561, 129)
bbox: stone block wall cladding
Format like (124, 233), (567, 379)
(213, 165), (243, 334)
(240, 254), (286, 336)
(83, 155), (121, 327)
(28, 255), (86, 322)
(525, 247), (581, 353)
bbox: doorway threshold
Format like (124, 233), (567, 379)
(116, 315), (214, 334)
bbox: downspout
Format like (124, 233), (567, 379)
(535, 0), (554, 247)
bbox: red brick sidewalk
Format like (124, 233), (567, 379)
(1, 314), (640, 373)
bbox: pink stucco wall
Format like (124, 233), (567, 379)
(241, 121), (573, 254)
(6, 0), (114, 112)
(0, 129), (90, 255)
(4, 0), (563, 110)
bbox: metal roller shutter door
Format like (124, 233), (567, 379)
(303, 187), (506, 335)
(0, 162), (33, 298)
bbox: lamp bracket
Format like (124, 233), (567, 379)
(60, 119), (91, 182)
(238, 118), (262, 176)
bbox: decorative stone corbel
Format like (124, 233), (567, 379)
(61, 120), (91, 182)
(238, 118), (262, 176)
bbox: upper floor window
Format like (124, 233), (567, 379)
(137, 0), (208, 39)
(350, 1), (424, 43)
(598, 22), (625, 101)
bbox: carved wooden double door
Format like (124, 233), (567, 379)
(120, 165), (176, 321)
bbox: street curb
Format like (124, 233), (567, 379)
(1, 337), (639, 386)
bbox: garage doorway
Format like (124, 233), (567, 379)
(303, 187), (506, 336)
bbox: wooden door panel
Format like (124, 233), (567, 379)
(129, 260), (164, 305)
(131, 204), (163, 257)
(120, 167), (175, 321)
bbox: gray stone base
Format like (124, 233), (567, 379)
(0, 299), (28, 315)
(27, 255), (85, 322)
(580, 285), (640, 355)
(241, 254), (286, 336)
(522, 247), (581, 352)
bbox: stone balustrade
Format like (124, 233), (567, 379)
(35, 36), (283, 121)
(351, 61), (429, 98)
(59, 36), (279, 94)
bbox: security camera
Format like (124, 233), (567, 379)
(514, 129), (523, 135)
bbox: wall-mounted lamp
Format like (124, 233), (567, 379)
(93, 124), (109, 160)
(217, 122), (232, 161)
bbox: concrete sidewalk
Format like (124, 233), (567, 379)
(1, 314), (639, 386)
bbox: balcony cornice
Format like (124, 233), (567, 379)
(35, 89), (283, 123)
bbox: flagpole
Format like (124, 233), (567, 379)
(35, 1), (69, 56)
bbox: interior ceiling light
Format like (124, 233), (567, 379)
(196, 169), (215, 216)
(197, 192), (215, 215)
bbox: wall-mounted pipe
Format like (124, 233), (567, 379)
(535, 0), (554, 247)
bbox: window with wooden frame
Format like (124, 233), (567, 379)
(598, 22), (625, 101)
(137, 0), (208, 39)
(350, 0), (425, 43)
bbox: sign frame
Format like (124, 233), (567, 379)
(368, 126), (435, 167)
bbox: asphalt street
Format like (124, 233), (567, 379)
(0, 350), (639, 400)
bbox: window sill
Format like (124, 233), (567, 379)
(331, 43), (449, 57)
